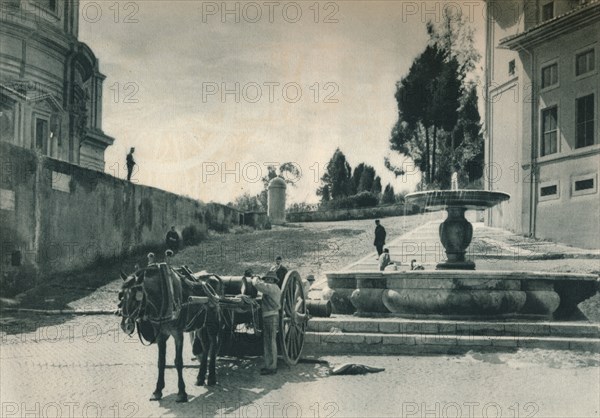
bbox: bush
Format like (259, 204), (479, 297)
(181, 225), (207, 246)
(326, 191), (379, 210)
(231, 225), (254, 235)
(354, 191), (379, 207)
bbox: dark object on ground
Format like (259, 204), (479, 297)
(331, 363), (385, 375)
(298, 358), (330, 365)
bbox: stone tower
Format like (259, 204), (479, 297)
(267, 177), (286, 225)
(0, 0), (114, 170)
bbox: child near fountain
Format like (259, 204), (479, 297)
(379, 248), (394, 271)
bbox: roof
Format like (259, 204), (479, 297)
(268, 177), (287, 188)
(499, 0), (600, 49)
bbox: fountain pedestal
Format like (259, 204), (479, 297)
(406, 190), (510, 270)
(437, 206), (475, 270)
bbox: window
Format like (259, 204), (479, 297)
(540, 185), (557, 196)
(35, 118), (48, 154)
(576, 49), (595, 76)
(541, 106), (558, 156)
(572, 173), (597, 197)
(508, 60), (516, 76)
(541, 63), (558, 89)
(539, 181), (560, 201)
(576, 94), (595, 148)
(542, 2), (554, 21)
(575, 178), (594, 191)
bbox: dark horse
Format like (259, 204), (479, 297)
(118, 256), (224, 402)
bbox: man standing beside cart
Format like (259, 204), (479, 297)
(270, 255), (288, 287)
(251, 271), (282, 375)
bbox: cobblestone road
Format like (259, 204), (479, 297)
(1, 314), (599, 417)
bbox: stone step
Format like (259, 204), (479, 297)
(308, 317), (600, 338)
(304, 331), (600, 355)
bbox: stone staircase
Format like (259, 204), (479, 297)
(304, 316), (600, 354)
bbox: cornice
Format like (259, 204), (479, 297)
(500, 2), (600, 50)
(82, 129), (115, 148)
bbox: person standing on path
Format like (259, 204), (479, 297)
(251, 271), (282, 375)
(269, 255), (288, 287)
(126, 147), (136, 181)
(165, 226), (180, 252)
(374, 219), (386, 259)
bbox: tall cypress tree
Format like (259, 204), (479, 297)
(389, 14), (483, 189)
(317, 148), (353, 200)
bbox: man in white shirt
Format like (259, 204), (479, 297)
(251, 271), (282, 375)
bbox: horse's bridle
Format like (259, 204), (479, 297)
(120, 269), (158, 330)
(119, 266), (226, 339)
(121, 283), (145, 322)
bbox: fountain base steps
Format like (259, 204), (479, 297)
(304, 316), (600, 355)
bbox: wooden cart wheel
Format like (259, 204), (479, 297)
(278, 270), (308, 365)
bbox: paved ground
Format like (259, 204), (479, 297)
(1, 313), (599, 417)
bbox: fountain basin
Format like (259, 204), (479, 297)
(405, 190), (510, 211)
(326, 271), (598, 319)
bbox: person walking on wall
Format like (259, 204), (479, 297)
(126, 147), (136, 181)
(374, 219), (386, 259)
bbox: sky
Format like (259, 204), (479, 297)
(79, 0), (486, 205)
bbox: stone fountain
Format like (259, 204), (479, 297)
(405, 189), (509, 270)
(324, 187), (598, 320)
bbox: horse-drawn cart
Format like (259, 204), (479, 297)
(183, 268), (309, 365)
(118, 259), (315, 400)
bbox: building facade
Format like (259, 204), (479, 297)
(485, 0), (599, 248)
(0, 0), (113, 170)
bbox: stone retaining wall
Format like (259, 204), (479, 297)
(0, 141), (264, 295)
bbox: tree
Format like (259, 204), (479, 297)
(381, 184), (396, 204)
(426, 15), (481, 86)
(320, 184), (331, 203)
(357, 165), (376, 192)
(452, 83), (484, 186)
(261, 163), (301, 189)
(351, 163), (366, 194)
(232, 192), (264, 212)
(389, 14), (482, 189)
(371, 176), (382, 195)
(394, 43), (456, 184)
(317, 148), (353, 200)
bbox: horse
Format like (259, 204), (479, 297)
(117, 254), (224, 402)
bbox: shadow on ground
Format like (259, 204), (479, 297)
(158, 356), (331, 417)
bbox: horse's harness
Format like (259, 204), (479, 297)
(121, 265), (225, 344)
